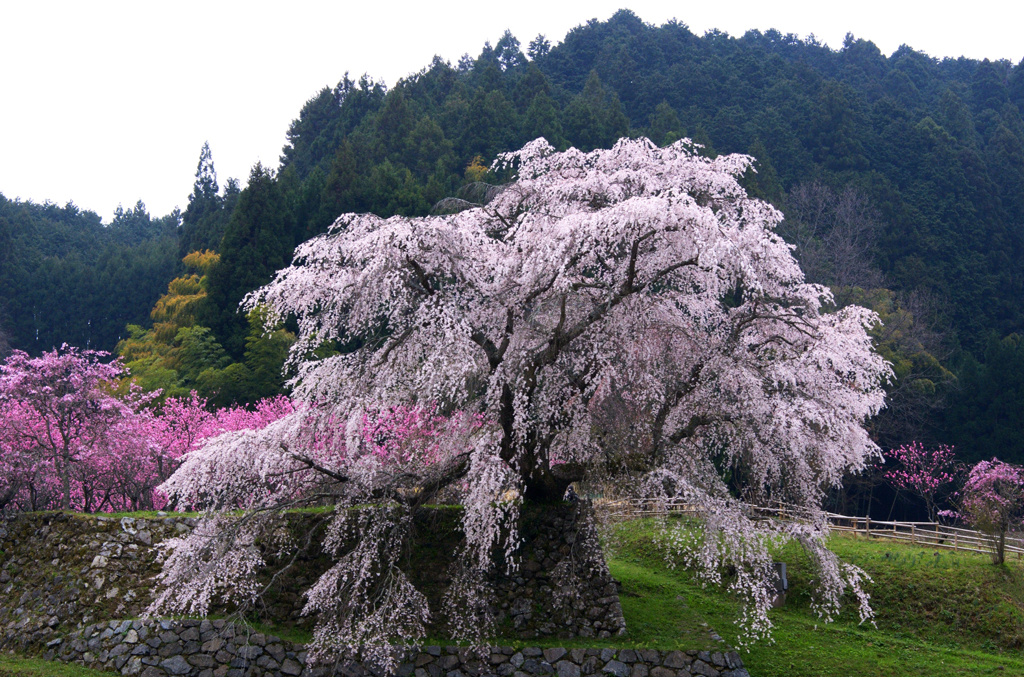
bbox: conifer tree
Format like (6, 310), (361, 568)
(204, 163), (294, 358)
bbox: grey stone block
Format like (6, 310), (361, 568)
(189, 654), (217, 668)
(160, 655), (191, 676)
(521, 659), (542, 674)
(662, 652), (688, 669)
(236, 645), (263, 660)
(690, 660), (717, 677)
(601, 660), (628, 677)
(555, 660), (580, 677)
(281, 658), (304, 676)
(544, 649), (567, 663)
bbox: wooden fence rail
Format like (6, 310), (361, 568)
(596, 497), (1024, 558)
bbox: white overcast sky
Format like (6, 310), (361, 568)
(2, 1), (1022, 222)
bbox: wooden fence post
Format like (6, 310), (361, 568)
(866, 516), (871, 537)
(912, 524), (916, 544)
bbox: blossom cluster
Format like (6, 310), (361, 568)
(960, 459), (1024, 530)
(0, 345), (292, 514)
(880, 441), (959, 521)
(939, 458), (1024, 564)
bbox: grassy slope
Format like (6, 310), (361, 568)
(608, 519), (1024, 676)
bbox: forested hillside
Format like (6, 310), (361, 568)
(0, 197), (178, 352)
(1, 9), (1022, 469)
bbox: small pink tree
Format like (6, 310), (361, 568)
(149, 393), (294, 508)
(957, 459), (1024, 564)
(0, 401), (48, 511)
(0, 345), (143, 510)
(0, 353), (298, 514)
(881, 441), (959, 522)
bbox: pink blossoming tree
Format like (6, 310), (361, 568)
(953, 459), (1024, 564)
(0, 345), (145, 511)
(151, 392), (294, 483)
(149, 138), (891, 661)
(881, 441), (959, 522)
(0, 345), (295, 513)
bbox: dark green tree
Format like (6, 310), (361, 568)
(527, 34), (550, 60)
(179, 142), (231, 257)
(945, 334), (1024, 464)
(204, 163), (295, 358)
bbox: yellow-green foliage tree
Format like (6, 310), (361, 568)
(117, 250), (294, 406)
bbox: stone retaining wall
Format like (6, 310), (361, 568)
(0, 512), (197, 652)
(1, 505), (624, 645)
(42, 619), (750, 677)
(492, 502), (626, 638)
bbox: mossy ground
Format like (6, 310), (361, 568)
(0, 655), (113, 677)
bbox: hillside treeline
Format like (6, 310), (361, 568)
(1, 9), (1022, 468)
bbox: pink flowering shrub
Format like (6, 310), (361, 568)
(361, 405), (483, 467)
(945, 458), (1024, 564)
(0, 344), (295, 514)
(148, 393), (295, 509)
(0, 345), (151, 512)
(880, 441), (959, 522)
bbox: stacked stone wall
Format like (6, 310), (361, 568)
(0, 509), (747, 676)
(490, 502), (625, 639)
(0, 505), (623, 646)
(41, 619), (749, 677)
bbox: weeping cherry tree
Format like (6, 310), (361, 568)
(150, 138), (891, 662)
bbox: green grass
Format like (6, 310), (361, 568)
(606, 519), (1024, 676)
(0, 655), (113, 677)
(49, 509), (201, 520)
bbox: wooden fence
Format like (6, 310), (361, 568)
(823, 514), (1024, 556)
(596, 497), (1024, 558)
